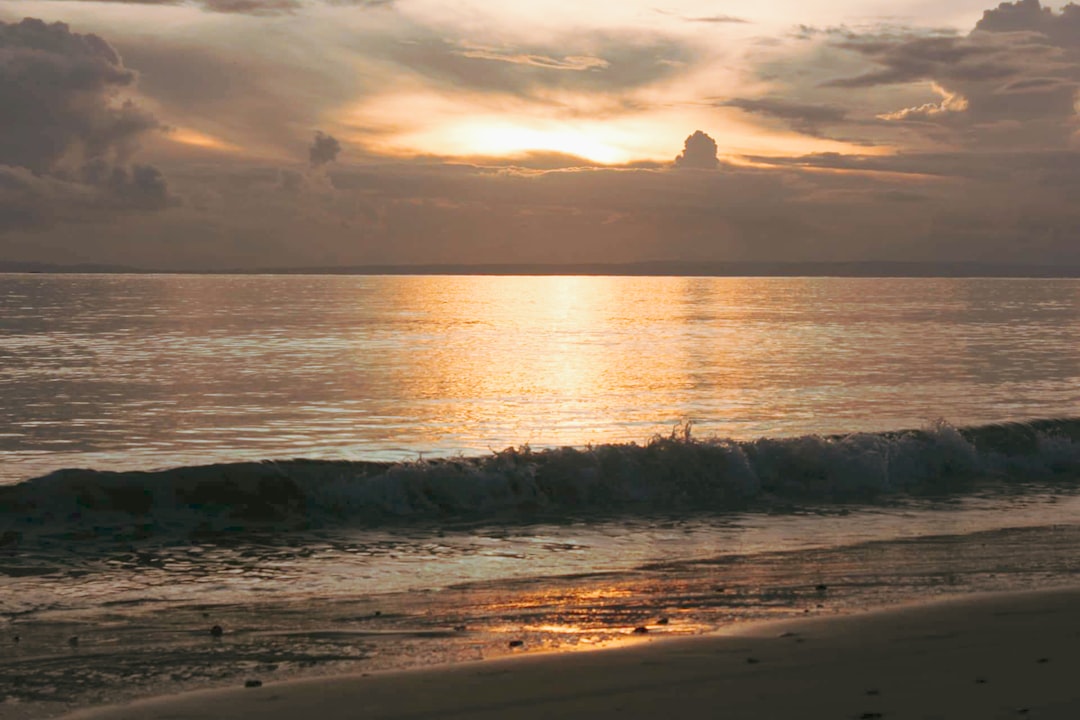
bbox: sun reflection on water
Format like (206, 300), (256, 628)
(4, 275), (1079, 482)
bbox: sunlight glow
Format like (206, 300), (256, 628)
(450, 122), (629, 164)
(347, 87), (896, 166)
(167, 128), (240, 153)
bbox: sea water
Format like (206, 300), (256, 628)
(1, 274), (1078, 718)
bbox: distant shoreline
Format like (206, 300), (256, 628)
(4, 261), (1080, 278)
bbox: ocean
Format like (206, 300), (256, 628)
(1, 274), (1078, 718)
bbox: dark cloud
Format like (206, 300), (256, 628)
(0, 18), (171, 231)
(309, 131), (342, 167)
(975, 0), (1080, 42)
(717, 98), (848, 136)
(1, 161), (169, 232)
(277, 168), (306, 193)
(102, 164), (171, 209)
(0, 18), (151, 172)
(674, 131), (719, 169)
(823, 34), (1028, 88)
(42, 0), (395, 16)
(201, 0), (301, 13)
(0, 167), (70, 231)
(40, 0), (299, 14)
(816, 2), (1080, 148)
(270, 133), (342, 195)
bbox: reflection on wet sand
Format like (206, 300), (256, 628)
(9, 522), (1079, 712)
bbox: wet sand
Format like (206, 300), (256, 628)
(64, 587), (1080, 720)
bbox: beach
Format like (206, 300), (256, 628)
(6, 0), (1080, 711)
(63, 587), (1080, 720)
(2, 275), (1078, 718)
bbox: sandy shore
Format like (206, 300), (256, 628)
(65, 588), (1080, 720)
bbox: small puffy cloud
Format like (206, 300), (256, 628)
(273, 132), (341, 195)
(674, 131), (719, 169)
(309, 131), (342, 167)
(877, 83), (969, 121)
(0, 18), (172, 230)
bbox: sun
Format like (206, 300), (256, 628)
(382, 115), (634, 165)
(452, 122), (630, 164)
(167, 127), (240, 153)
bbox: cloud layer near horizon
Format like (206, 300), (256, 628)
(1, 1), (1080, 269)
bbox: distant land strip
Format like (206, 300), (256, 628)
(3, 261), (1080, 278)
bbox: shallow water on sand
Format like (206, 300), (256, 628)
(3, 492), (1079, 718)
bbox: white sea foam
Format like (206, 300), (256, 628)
(1, 419), (1077, 540)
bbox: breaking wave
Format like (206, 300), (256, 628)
(2, 419), (1080, 540)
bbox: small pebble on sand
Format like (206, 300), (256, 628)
(244, 680), (262, 688)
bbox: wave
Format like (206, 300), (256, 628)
(2, 418), (1080, 539)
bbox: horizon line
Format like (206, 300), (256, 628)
(3, 260), (1080, 278)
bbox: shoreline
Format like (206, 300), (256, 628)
(62, 586), (1080, 720)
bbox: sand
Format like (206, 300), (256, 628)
(64, 587), (1080, 720)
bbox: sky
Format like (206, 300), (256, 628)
(1, 0), (1079, 269)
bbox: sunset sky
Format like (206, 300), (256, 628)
(2, 0), (1079, 269)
